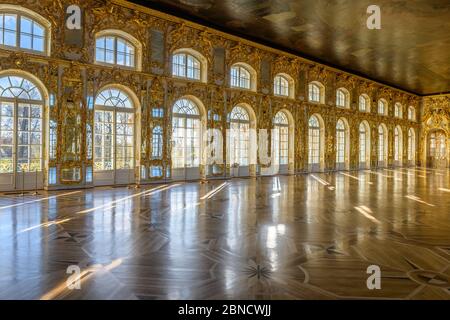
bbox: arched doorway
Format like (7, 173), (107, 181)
(335, 118), (350, 170)
(93, 87), (137, 186)
(408, 128), (416, 166)
(171, 97), (204, 180)
(427, 130), (448, 169)
(0, 74), (45, 191)
(359, 121), (371, 169)
(272, 110), (293, 174)
(378, 124), (388, 167)
(308, 114), (325, 172)
(227, 104), (256, 177)
(394, 126), (403, 167)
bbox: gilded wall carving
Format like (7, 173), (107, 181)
(0, 0), (441, 190)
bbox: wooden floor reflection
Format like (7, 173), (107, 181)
(0, 168), (449, 300)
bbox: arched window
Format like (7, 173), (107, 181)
(359, 94), (370, 112)
(94, 88), (135, 184)
(336, 88), (349, 108)
(394, 126), (403, 163)
(172, 98), (201, 169)
(378, 99), (387, 115)
(0, 75), (43, 178)
(273, 74), (294, 98)
(152, 126), (163, 159)
(0, 6), (50, 54)
(408, 106), (416, 121)
(230, 63), (256, 91)
(172, 51), (202, 81)
(394, 103), (402, 118)
(228, 105), (250, 166)
(95, 30), (141, 69)
(308, 115), (321, 165)
(273, 111), (289, 166)
(359, 122), (370, 168)
(308, 82), (324, 103)
(336, 119), (346, 165)
(378, 124), (387, 163)
(408, 128), (415, 163)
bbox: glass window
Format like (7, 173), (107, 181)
(274, 75), (289, 97)
(94, 88), (134, 171)
(308, 83), (321, 103)
(172, 99), (201, 168)
(308, 116), (321, 164)
(395, 103), (402, 118)
(408, 128), (415, 161)
(378, 100), (386, 115)
(359, 95), (369, 112)
(273, 111), (289, 165)
(359, 123), (368, 163)
(96, 35), (135, 68)
(336, 119), (346, 163)
(230, 65), (251, 89)
(394, 127), (402, 161)
(378, 125), (386, 162)
(228, 106), (250, 166)
(0, 13), (46, 53)
(408, 106), (416, 121)
(336, 89), (347, 108)
(0, 76), (43, 174)
(172, 53), (201, 80)
(152, 107), (164, 118)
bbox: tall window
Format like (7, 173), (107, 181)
(308, 82), (322, 103)
(336, 119), (346, 163)
(378, 99), (387, 115)
(378, 125), (387, 162)
(94, 88), (134, 171)
(336, 88), (348, 108)
(0, 12), (47, 53)
(273, 111), (289, 165)
(228, 105), (250, 165)
(152, 126), (163, 159)
(172, 98), (201, 168)
(0, 76), (43, 174)
(408, 128), (415, 162)
(394, 103), (402, 118)
(172, 53), (201, 80)
(394, 126), (402, 161)
(359, 94), (369, 112)
(274, 75), (289, 97)
(230, 65), (251, 89)
(408, 106), (416, 121)
(429, 132), (446, 159)
(308, 115), (321, 164)
(359, 122), (368, 163)
(95, 35), (135, 68)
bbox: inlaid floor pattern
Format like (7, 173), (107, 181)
(1, 168), (450, 300)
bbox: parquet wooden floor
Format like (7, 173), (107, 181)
(0, 168), (449, 300)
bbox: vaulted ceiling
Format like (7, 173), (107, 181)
(130, 0), (450, 95)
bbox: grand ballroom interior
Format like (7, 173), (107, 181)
(0, 0), (449, 301)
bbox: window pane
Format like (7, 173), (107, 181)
(33, 36), (44, 51)
(4, 14), (17, 30)
(20, 17), (32, 34)
(4, 30), (16, 46)
(20, 33), (32, 49)
(33, 23), (44, 37)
